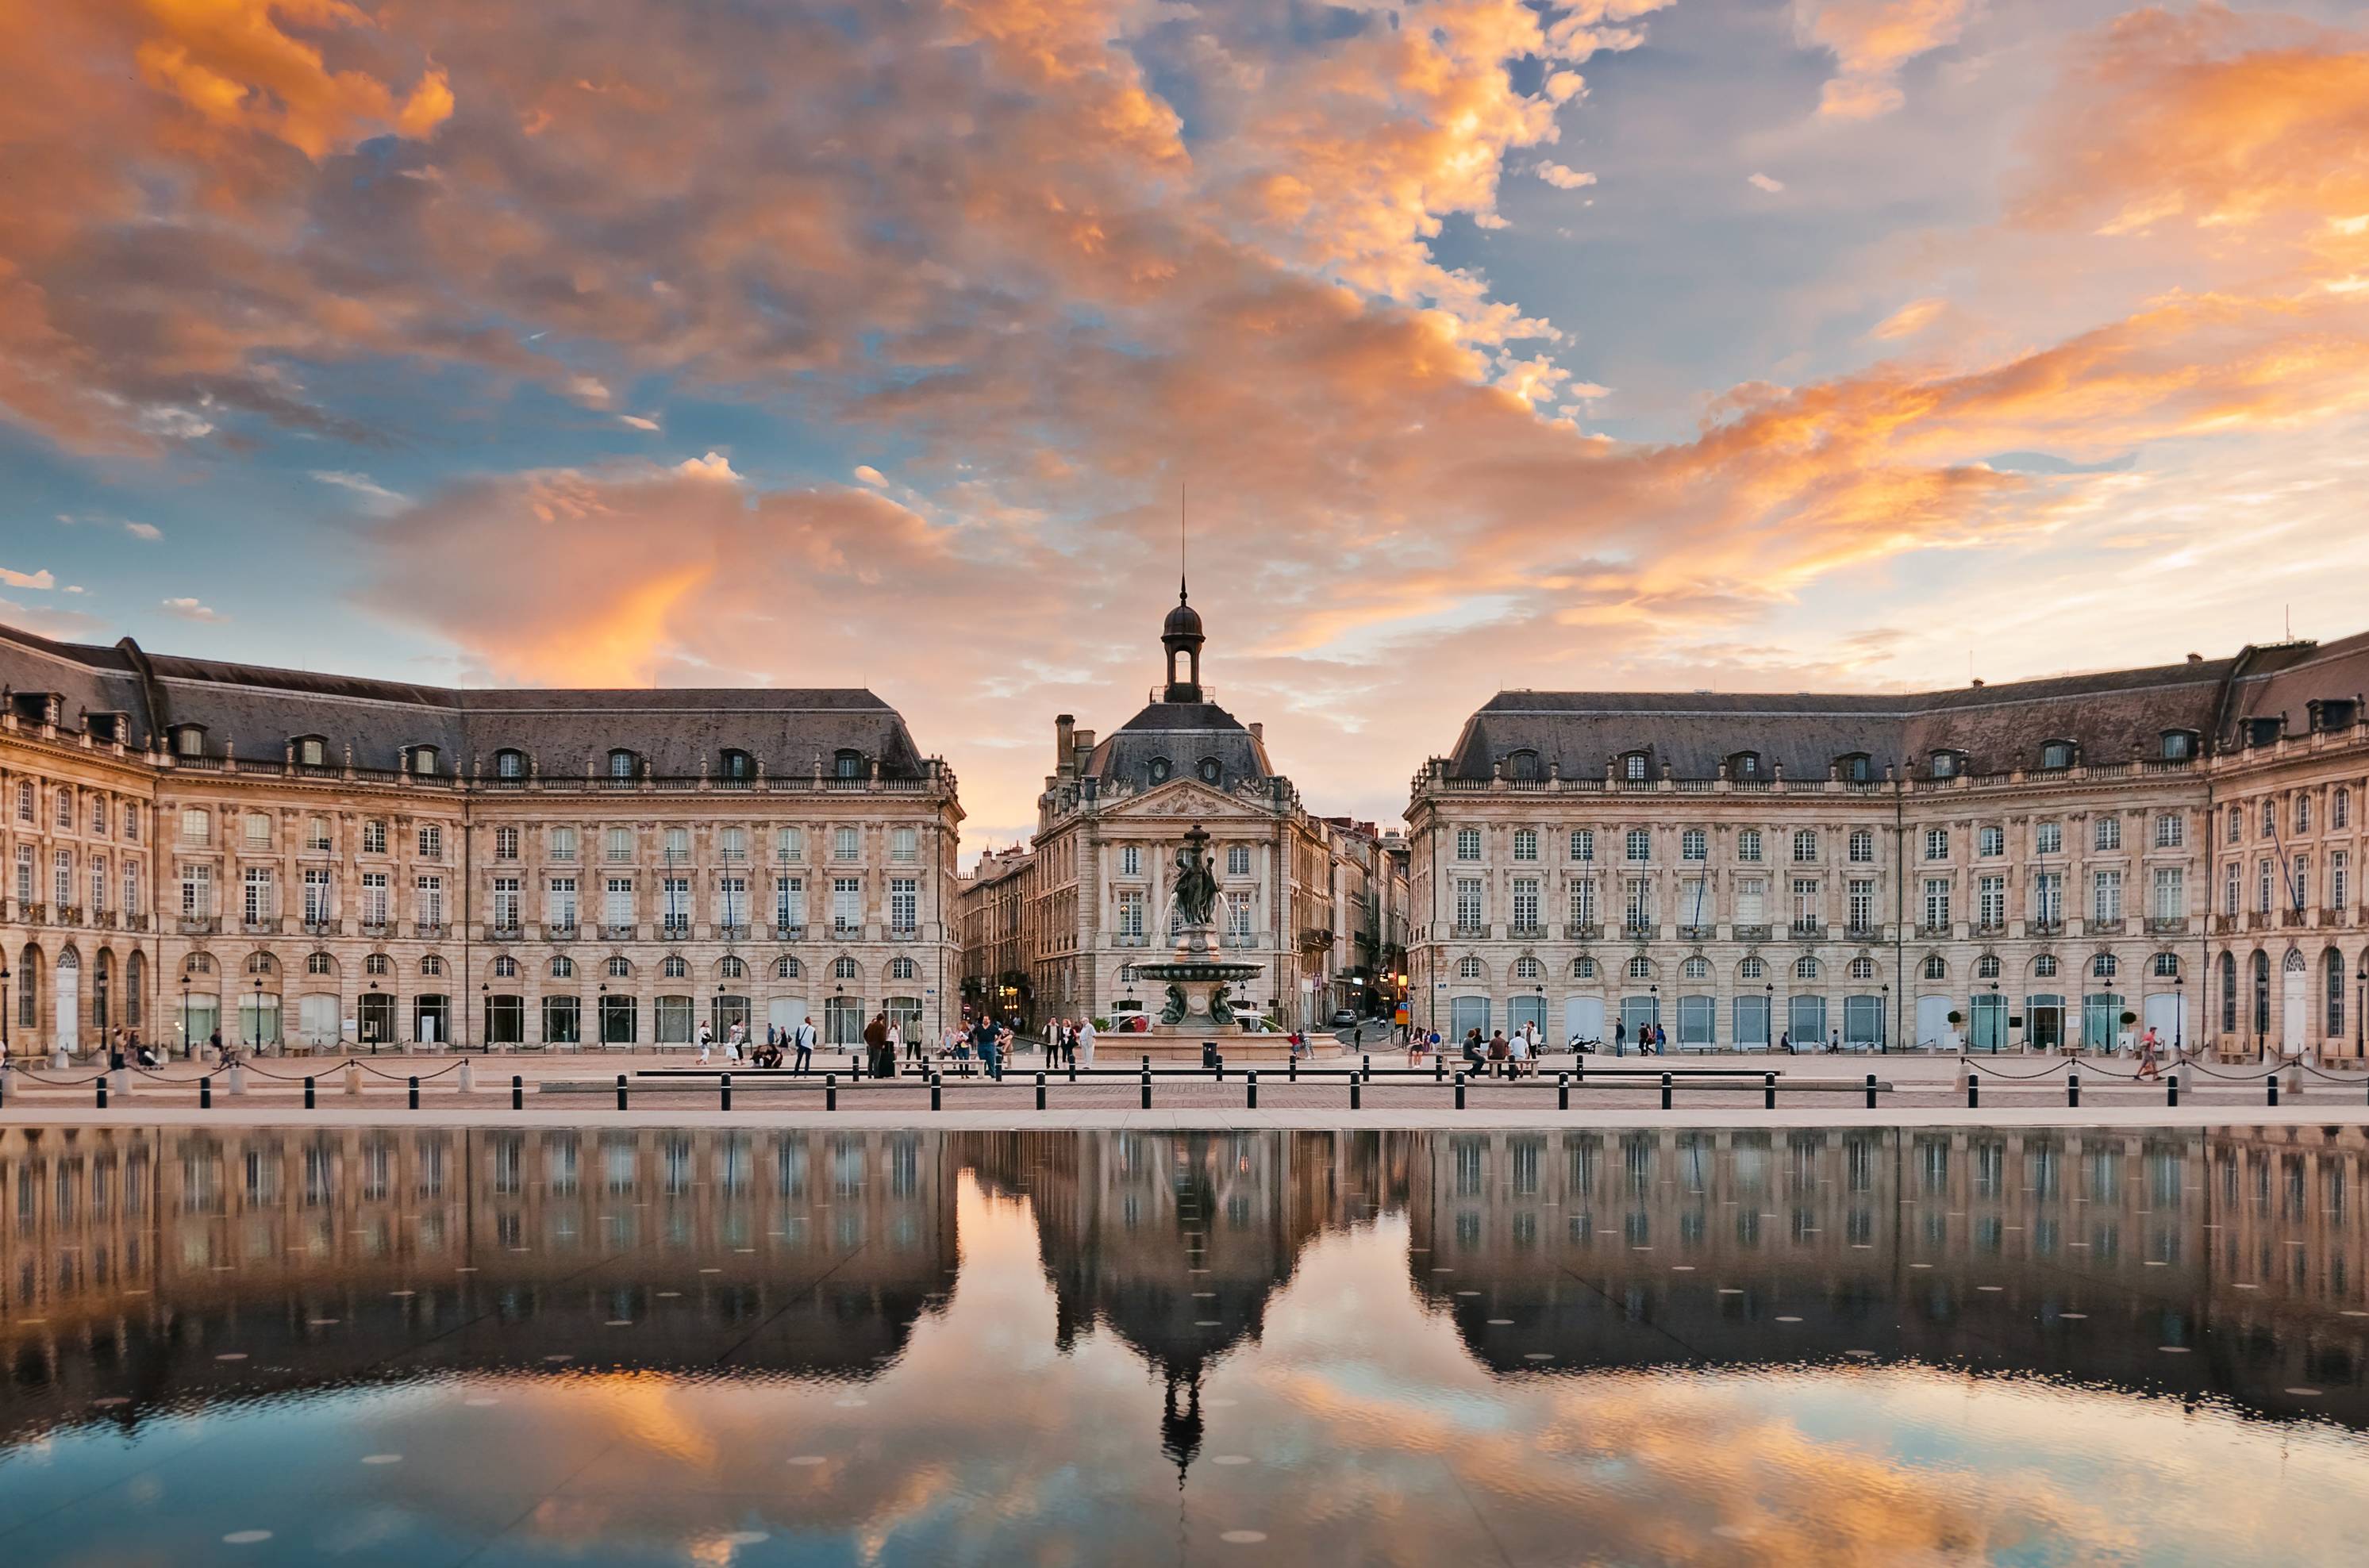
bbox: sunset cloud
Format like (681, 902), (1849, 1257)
(1794, 0), (1971, 119)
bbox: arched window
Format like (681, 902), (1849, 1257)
(1848, 956), (1875, 981)
(1680, 955), (1709, 980)
(831, 956), (860, 981)
(363, 952), (390, 976)
(1929, 750), (1961, 778)
(492, 955), (519, 978)
(1148, 756), (1172, 783)
(2152, 952), (2179, 978)
(306, 951), (334, 976)
(775, 955), (802, 979)
(1976, 954), (2000, 979)
(889, 956), (917, 981)
(1729, 751), (1762, 780)
(1835, 751), (1873, 783)
(608, 748), (639, 779)
(171, 724), (206, 758)
(1737, 828), (1763, 863)
(1513, 956), (1543, 980)
(661, 955), (688, 979)
(2252, 951), (2272, 1034)
(721, 748), (753, 781)
(2091, 953), (2117, 979)
(833, 749), (863, 779)
(2040, 740), (2075, 770)
(606, 955), (633, 978)
(1197, 756), (1222, 784)
(1922, 955), (1946, 980)
(294, 735), (328, 767)
(186, 952), (214, 975)
(494, 748), (526, 780)
(244, 952), (275, 975)
(1571, 957), (1596, 979)
(1625, 956), (1652, 980)
(1794, 956), (1819, 980)
(2327, 947), (2345, 1036)
(1622, 751), (1649, 781)
(2219, 951), (2237, 1032)
(1456, 957), (1485, 980)
(2032, 955), (2058, 978)
(407, 744), (440, 774)
(1504, 749), (1540, 782)
(2159, 729), (2196, 760)
(1738, 956), (1766, 981)
(718, 955), (747, 979)
(421, 955), (444, 977)
(550, 956), (575, 979)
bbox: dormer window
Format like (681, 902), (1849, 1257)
(1729, 751), (1761, 779)
(2038, 740), (2075, 771)
(1147, 756), (1173, 783)
(1621, 751), (1648, 781)
(1197, 757), (1222, 785)
(294, 735), (327, 767)
(171, 724), (206, 758)
(2158, 729), (2196, 760)
(721, 748), (753, 781)
(1836, 751), (1873, 782)
(1929, 750), (1961, 778)
(2245, 717), (2281, 748)
(1503, 748), (1540, 782)
(406, 744), (440, 774)
(494, 748), (527, 780)
(833, 748), (863, 779)
(608, 748), (639, 779)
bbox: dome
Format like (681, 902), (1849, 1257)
(1163, 594), (1204, 640)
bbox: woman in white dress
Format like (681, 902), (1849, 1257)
(1076, 1017), (1098, 1069)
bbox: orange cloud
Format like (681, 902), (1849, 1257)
(1794, 0), (1971, 119)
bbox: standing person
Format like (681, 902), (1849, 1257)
(1613, 1018), (1626, 1058)
(863, 1010), (892, 1078)
(886, 1015), (903, 1068)
(792, 1015), (817, 1074)
(1075, 1014), (1098, 1070)
(726, 1020), (744, 1065)
(1509, 1027), (1532, 1078)
(1828, 1028), (1840, 1055)
(696, 1020), (714, 1066)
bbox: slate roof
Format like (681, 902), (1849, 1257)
(1083, 699), (1275, 793)
(0, 620), (937, 779)
(1440, 654), (2255, 782)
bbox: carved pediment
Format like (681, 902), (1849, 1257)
(1101, 776), (1275, 822)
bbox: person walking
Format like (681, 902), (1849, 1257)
(1075, 1015), (1097, 1070)
(1613, 1018), (1626, 1058)
(725, 1020), (744, 1065)
(1828, 1028), (1840, 1055)
(696, 1020), (714, 1066)
(2136, 1025), (2163, 1082)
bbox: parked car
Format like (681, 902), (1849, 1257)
(1329, 1009), (1358, 1027)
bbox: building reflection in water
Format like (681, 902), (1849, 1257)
(2, 1124), (2365, 1439)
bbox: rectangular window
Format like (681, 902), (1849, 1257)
(1119, 890), (1146, 938)
(491, 876), (521, 928)
(775, 877), (805, 928)
(1513, 828), (1540, 861)
(360, 871), (390, 924)
(1570, 828), (1594, 862)
(832, 876), (861, 932)
(244, 811), (271, 847)
(1511, 878), (1540, 928)
(2225, 862), (2240, 917)
(1455, 828), (1481, 862)
(418, 824), (442, 859)
(890, 877), (917, 932)
(834, 826), (860, 861)
(662, 876), (691, 928)
(719, 875), (748, 927)
(2036, 822), (2062, 856)
(1735, 875), (1765, 924)
(180, 863), (212, 917)
(2154, 813), (2183, 849)
(181, 807), (210, 844)
(1978, 875), (2005, 928)
(2298, 796), (2312, 835)
(548, 877), (578, 928)
(606, 827), (634, 863)
(494, 826), (520, 861)
(415, 874), (445, 926)
(2094, 817), (2121, 851)
(720, 826), (748, 862)
(240, 866), (271, 924)
(1790, 878), (1820, 928)
(2091, 870), (2122, 923)
(1227, 844), (1251, 876)
(775, 826), (804, 862)
(1924, 828), (1948, 860)
(2258, 859), (2273, 914)
(1121, 844), (1141, 877)
(123, 808), (137, 844)
(2033, 871), (2063, 925)
(1569, 878), (1598, 925)
(2151, 867), (2182, 921)
(1625, 878), (1652, 929)
(361, 819), (387, 855)
(664, 825), (690, 863)
(1979, 825), (2003, 857)
(304, 816), (331, 851)
(1923, 878), (1951, 927)
(122, 859), (140, 917)
(2228, 806), (2242, 844)
(1793, 830), (1818, 863)
(89, 855), (106, 914)
(1679, 828), (1705, 862)
(1625, 828), (1652, 862)
(605, 878), (634, 927)
(12, 844), (29, 905)
(1454, 878), (1483, 928)
(2294, 855), (2309, 910)
(1848, 878), (1875, 930)
(2335, 851), (2350, 910)
(549, 825), (578, 862)
(890, 827), (917, 863)
(55, 849), (74, 907)
(302, 868), (331, 924)
(1677, 874), (1710, 925)
(1226, 896), (1254, 941)
(1848, 829), (1874, 863)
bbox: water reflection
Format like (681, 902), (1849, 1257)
(2, 1125), (2367, 1562)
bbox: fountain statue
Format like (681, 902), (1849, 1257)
(1129, 822), (1267, 1054)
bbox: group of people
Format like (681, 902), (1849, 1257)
(694, 1017), (821, 1072)
(1448, 1024), (1544, 1077)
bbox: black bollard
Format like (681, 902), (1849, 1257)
(1575, 1059), (1585, 1088)
(1559, 1071), (1571, 1112)
(1864, 1072), (1877, 1110)
(721, 1073), (733, 1112)
(2067, 1072), (2079, 1109)
(1288, 1053), (1298, 1082)
(1363, 1053), (1373, 1080)
(200, 1075), (213, 1110)
(1967, 1072), (1979, 1110)
(931, 1074), (942, 1112)
(2268, 1074), (2279, 1108)
(1141, 1070), (1152, 1110)
(96, 1076), (108, 1110)
(825, 1072), (837, 1111)
(1454, 1071), (1466, 1110)
(2167, 1072), (2178, 1109)
(617, 1074), (628, 1111)
(305, 1075), (317, 1110)
(1660, 1071), (1672, 1111)
(1213, 1055), (1225, 1084)
(1765, 1071), (1776, 1111)
(511, 1074), (524, 1110)
(1036, 1072), (1046, 1112)
(409, 1075), (421, 1111)
(1247, 1070), (1258, 1111)
(1434, 1053), (1444, 1082)
(1351, 1078), (1362, 1112)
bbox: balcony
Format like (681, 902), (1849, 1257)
(90, 910), (117, 930)
(1789, 921), (1825, 940)
(123, 913), (150, 932)
(1844, 924), (1879, 943)
(2088, 917), (2125, 935)
(1731, 923), (1771, 943)
(1450, 924), (1486, 940)
(178, 916), (220, 936)
(1916, 922), (1950, 940)
(360, 920), (390, 939)
(830, 920), (862, 939)
(414, 921), (450, 940)
(1678, 924), (1715, 942)
(889, 924), (920, 941)
(772, 924), (806, 942)
(718, 923), (751, 941)
(489, 924), (524, 943)
(1567, 922), (1604, 942)
(1621, 922), (1656, 942)
(1113, 932), (1151, 947)
(1508, 924), (1548, 942)
(2281, 908), (2308, 928)
(302, 920), (335, 937)
(661, 919), (692, 940)
(599, 923), (636, 942)
(239, 917), (280, 936)
(2029, 918), (2064, 936)
(544, 923), (579, 942)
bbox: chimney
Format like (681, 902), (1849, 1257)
(1970, 677), (1985, 688)
(1054, 713), (1075, 771)
(1074, 728), (1095, 762)
(1249, 721), (1263, 744)
(2186, 652), (2203, 664)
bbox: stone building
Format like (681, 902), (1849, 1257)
(1019, 586), (1347, 1032)
(956, 843), (1039, 1029)
(0, 621), (963, 1056)
(1408, 632), (2369, 1062)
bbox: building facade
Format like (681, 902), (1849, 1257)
(1408, 634), (2369, 1062)
(1, 623), (963, 1057)
(956, 843), (1040, 1029)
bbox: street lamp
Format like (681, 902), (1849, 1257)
(481, 982), (491, 1055)
(2174, 974), (2186, 1056)
(1989, 980), (2001, 1055)
(0, 959), (10, 1058)
(1648, 983), (1660, 1053)
(180, 975), (190, 1058)
(251, 976), (263, 1054)
(367, 979), (379, 1053)
(1764, 981), (1774, 1051)
(1881, 982), (1890, 1055)
(2356, 964), (2366, 1060)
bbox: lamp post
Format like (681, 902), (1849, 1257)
(2174, 974), (2186, 1057)
(2356, 964), (2366, 1061)
(367, 979), (379, 1053)
(1648, 983), (1660, 1053)
(180, 975), (190, 1058)
(251, 976), (263, 1054)
(1, 959), (10, 1059)
(1881, 982), (1890, 1054)
(1989, 980), (2000, 1054)
(1764, 981), (1774, 1051)
(481, 982), (490, 1055)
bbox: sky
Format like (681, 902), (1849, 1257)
(4, 0), (2369, 855)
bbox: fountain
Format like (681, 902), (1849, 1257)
(1125, 823), (1329, 1063)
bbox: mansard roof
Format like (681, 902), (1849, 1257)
(1083, 698), (1276, 793)
(1441, 654), (2240, 782)
(0, 620), (938, 780)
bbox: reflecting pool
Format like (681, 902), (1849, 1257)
(4, 1124), (2369, 1564)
